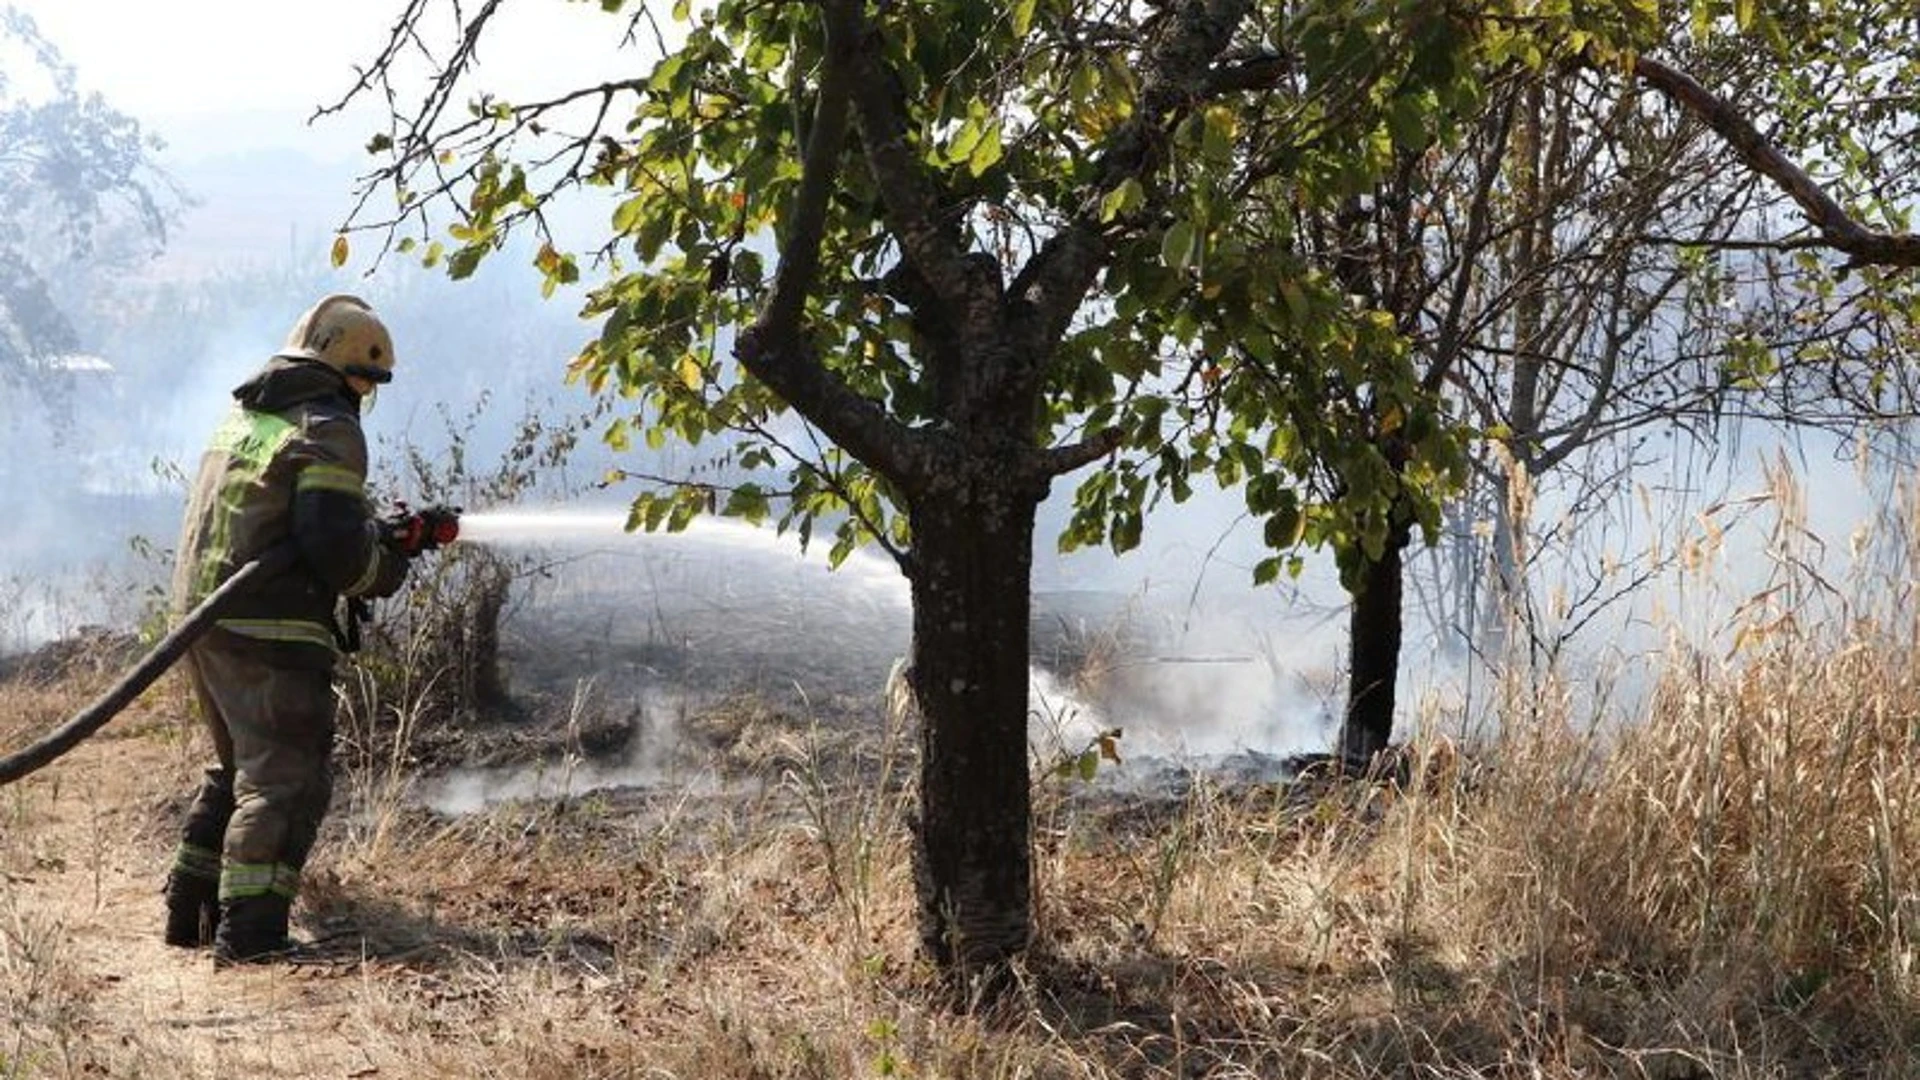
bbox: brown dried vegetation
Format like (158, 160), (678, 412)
(4, 515), (1920, 1077)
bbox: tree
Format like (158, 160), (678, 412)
(1458, 18), (1920, 687)
(1159, 2), (1920, 763)
(0, 6), (174, 382)
(1450, 5), (1920, 734)
(337, 0), (1336, 968)
(337, 0), (1920, 969)
(1072, 6), (1667, 763)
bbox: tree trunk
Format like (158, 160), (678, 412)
(1478, 468), (1521, 663)
(903, 477), (1037, 971)
(1339, 520), (1412, 766)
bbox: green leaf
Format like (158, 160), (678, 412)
(723, 483), (770, 524)
(1011, 0), (1038, 37)
(1099, 178), (1144, 223)
(1385, 96), (1430, 152)
(1691, 0), (1712, 42)
(613, 195), (648, 235)
(677, 353), (704, 392)
(967, 122), (1004, 176)
(1279, 279), (1310, 325)
(1161, 219), (1198, 271)
(947, 116), (985, 166)
(1262, 494), (1304, 549)
(447, 246), (485, 280)
(1201, 105), (1235, 163)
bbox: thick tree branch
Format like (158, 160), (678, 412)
(736, 0), (926, 485)
(1203, 50), (1290, 96)
(1012, 0), (1255, 355)
(843, 26), (982, 308)
(1036, 427), (1124, 478)
(754, 6), (855, 341)
(1622, 51), (1920, 268)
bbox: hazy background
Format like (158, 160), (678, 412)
(0, 0), (1900, 767)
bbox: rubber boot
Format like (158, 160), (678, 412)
(212, 895), (293, 967)
(164, 768), (234, 948)
(163, 874), (221, 948)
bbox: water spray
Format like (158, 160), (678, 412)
(454, 508), (631, 545)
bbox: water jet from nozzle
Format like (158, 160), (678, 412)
(454, 509), (630, 545)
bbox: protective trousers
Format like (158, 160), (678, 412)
(172, 636), (336, 910)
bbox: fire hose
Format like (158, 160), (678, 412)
(0, 504), (459, 786)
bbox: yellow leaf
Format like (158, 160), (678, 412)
(330, 234), (349, 268)
(676, 353), (704, 392)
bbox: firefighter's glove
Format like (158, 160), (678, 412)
(365, 536), (412, 599)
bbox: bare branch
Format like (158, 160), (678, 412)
(1634, 232), (1832, 253)
(1620, 50), (1920, 268)
(1423, 82), (1517, 396)
(312, 0), (434, 123)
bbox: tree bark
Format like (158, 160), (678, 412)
(903, 471), (1038, 971)
(1338, 519), (1412, 766)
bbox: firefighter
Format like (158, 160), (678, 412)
(162, 294), (412, 965)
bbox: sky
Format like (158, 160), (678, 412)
(16, 0), (637, 164)
(2, 0), (644, 289)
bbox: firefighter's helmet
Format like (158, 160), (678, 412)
(279, 294), (395, 387)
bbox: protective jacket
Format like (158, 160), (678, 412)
(169, 356), (405, 668)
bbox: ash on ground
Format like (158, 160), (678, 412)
(378, 520), (1335, 813)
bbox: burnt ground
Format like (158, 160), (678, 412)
(350, 533), (1192, 807)
(3, 523), (1330, 836)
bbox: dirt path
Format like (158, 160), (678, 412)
(5, 720), (364, 1076)
(1, 703), (645, 1079)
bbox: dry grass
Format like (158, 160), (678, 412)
(4, 498), (1920, 1076)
